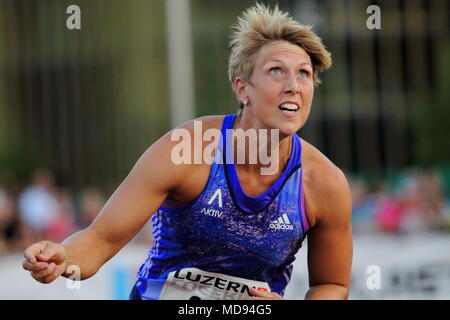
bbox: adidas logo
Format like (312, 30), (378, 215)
(269, 214), (294, 230)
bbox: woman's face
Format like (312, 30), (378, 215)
(237, 40), (315, 137)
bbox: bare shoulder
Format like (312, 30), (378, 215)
(144, 115), (226, 158)
(140, 115), (226, 201)
(300, 138), (352, 229)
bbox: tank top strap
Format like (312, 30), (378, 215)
(219, 114), (302, 214)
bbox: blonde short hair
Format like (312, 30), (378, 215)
(228, 3), (332, 93)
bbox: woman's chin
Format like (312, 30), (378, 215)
(253, 116), (304, 136)
(278, 122), (303, 136)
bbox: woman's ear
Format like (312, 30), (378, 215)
(234, 77), (248, 105)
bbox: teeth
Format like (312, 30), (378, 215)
(279, 103), (299, 111)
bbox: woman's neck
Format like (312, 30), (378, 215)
(231, 114), (293, 175)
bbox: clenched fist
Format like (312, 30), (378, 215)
(22, 240), (69, 284)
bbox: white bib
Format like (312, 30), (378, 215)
(159, 267), (271, 300)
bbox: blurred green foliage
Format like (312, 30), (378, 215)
(0, 131), (41, 184)
(0, 0), (448, 189)
(411, 43), (450, 167)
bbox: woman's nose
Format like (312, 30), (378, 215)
(284, 73), (300, 94)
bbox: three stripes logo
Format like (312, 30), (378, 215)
(269, 214), (294, 230)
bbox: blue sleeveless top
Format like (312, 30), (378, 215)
(134, 114), (309, 299)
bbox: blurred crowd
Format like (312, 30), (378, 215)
(0, 168), (110, 255)
(0, 168), (156, 256)
(350, 168), (450, 234)
(1, 167), (450, 256)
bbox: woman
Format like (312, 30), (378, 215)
(22, 4), (352, 300)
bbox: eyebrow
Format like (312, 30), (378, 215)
(264, 59), (312, 68)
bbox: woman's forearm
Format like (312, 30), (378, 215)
(305, 284), (349, 300)
(60, 228), (115, 280)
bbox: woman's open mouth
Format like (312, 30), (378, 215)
(279, 103), (299, 117)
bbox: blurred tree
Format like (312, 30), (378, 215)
(411, 44), (450, 166)
(0, 131), (42, 185)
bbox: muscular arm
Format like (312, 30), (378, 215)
(304, 167), (353, 300)
(22, 116), (224, 283)
(60, 130), (191, 280)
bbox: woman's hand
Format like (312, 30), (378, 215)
(246, 288), (284, 300)
(22, 240), (69, 284)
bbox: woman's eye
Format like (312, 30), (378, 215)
(270, 67), (281, 75)
(298, 70), (309, 78)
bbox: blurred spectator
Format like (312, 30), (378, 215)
(375, 193), (404, 233)
(0, 188), (15, 253)
(45, 188), (77, 243)
(350, 177), (377, 233)
(17, 168), (59, 242)
(417, 169), (445, 229)
(394, 170), (424, 233)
